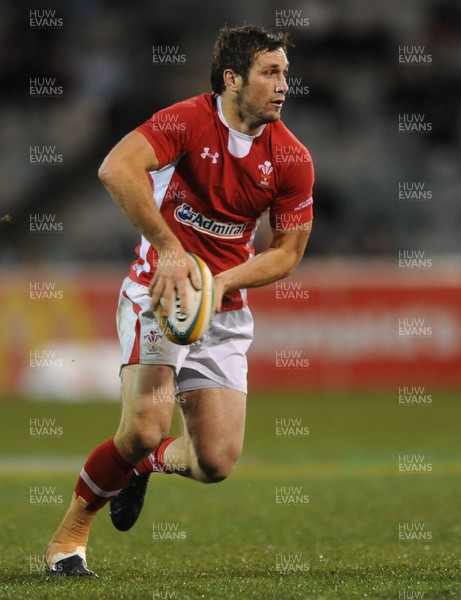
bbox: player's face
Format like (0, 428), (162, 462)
(237, 48), (289, 129)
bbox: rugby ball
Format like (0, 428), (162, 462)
(156, 253), (215, 345)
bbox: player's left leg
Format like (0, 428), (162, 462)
(154, 385), (247, 483)
(156, 307), (252, 482)
(111, 306), (252, 528)
(109, 385), (245, 530)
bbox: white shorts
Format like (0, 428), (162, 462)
(117, 277), (254, 394)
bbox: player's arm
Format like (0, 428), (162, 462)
(213, 222), (311, 312)
(98, 131), (200, 314)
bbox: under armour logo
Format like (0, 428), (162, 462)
(200, 147), (219, 164)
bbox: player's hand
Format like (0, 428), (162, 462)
(149, 249), (202, 316)
(213, 272), (229, 313)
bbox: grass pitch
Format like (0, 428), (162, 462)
(0, 391), (459, 599)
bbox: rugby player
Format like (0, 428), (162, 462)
(45, 25), (314, 576)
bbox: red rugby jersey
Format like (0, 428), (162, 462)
(130, 93), (314, 311)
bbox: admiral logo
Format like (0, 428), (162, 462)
(174, 203), (248, 239)
(200, 147), (219, 164)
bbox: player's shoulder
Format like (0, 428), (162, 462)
(269, 120), (313, 162)
(162, 93), (215, 121)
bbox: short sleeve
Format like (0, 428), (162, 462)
(136, 102), (194, 169)
(269, 149), (314, 231)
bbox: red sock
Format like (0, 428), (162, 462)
(135, 436), (181, 474)
(75, 438), (134, 511)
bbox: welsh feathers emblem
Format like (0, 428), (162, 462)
(258, 161), (273, 186)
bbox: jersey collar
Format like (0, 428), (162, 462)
(216, 95), (265, 139)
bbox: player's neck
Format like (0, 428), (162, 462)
(219, 93), (263, 137)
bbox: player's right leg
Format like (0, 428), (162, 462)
(109, 364), (180, 531)
(114, 364), (177, 464)
(44, 363), (176, 576)
(108, 277), (188, 532)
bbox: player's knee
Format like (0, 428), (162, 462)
(197, 445), (241, 483)
(132, 429), (163, 455)
(116, 424), (166, 463)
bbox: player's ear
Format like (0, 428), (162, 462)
(223, 69), (242, 93)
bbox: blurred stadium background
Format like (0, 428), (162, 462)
(1, 2), (461, 598)
(1, 0), (460, 399)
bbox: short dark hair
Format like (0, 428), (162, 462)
(210, 25), (293, 94)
